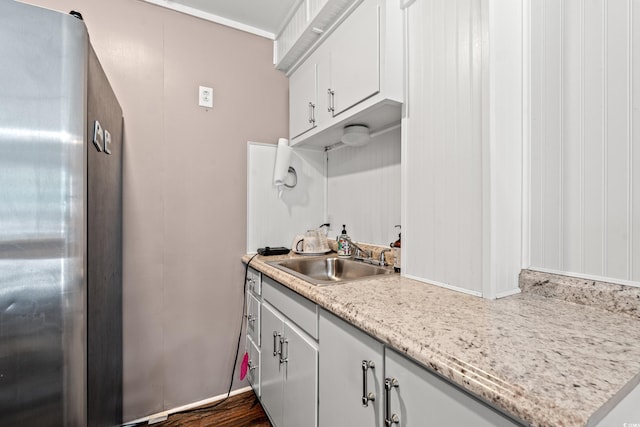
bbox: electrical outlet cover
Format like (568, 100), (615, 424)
(199, 85), (213, 108)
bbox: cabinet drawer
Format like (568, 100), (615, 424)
(262, 276), (318, 339)
(247, 292), (261, 346)
(246, 336), (261, 397)
(247, 267), (262, 296)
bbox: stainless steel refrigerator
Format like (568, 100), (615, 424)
(0, 2), (123, 426)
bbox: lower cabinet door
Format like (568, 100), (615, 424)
(260, 303), (284, 427)
(385, 348), (521, 426)
(319, 309), (384, 427)
(283, 322), (318, 427)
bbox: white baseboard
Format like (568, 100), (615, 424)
(122, 386), (253, 426)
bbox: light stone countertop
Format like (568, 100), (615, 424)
(242, 253), (640, 427)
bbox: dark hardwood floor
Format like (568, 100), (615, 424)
(155, 390), (271, 427)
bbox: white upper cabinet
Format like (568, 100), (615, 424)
(327, 0), (379, 117)
(287, 0), (402, 149)
(289, 59), (318, 139)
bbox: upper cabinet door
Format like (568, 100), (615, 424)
(289, 59), (318, 139)
(329, 0), (380, 117)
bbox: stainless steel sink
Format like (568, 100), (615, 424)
(268, 256), (395, 285)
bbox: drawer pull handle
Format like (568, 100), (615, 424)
(273, 331), (281, 357)
(280, 337), (289, 364)
(327, 89), (335, 114)
(384, 378), (399, 426)
(362, 360), (376, 406)
(308, 102), (316, 124)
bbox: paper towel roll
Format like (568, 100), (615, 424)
(273, 138), (292, 187)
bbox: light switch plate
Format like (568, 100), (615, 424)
(199, 85), (213, 108)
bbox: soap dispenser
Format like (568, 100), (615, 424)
(391, 225), (401, 273)
(337, 224), (351, 258)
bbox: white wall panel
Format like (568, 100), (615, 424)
(404, 0), (522, 298)
(529, 0), (639, 287)
(247, 142), (326, 252)
(405, 0), (484, 295)
(327, 127), (401, 246)
(605, 0), (630, 279)
(487, 0), (523, 297)
(563, 0), (583, 274)
(634, 0), (640, 282)
(582, 0), (605, 277)
(529, 0), (544, 268)
(543, 0), (563, 271)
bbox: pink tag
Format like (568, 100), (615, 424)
(240, 352), (249, 380)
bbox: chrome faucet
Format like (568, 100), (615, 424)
(379, 248), (392, 266)
(350, 240), (372, 260)
(350, 240), (391, 267)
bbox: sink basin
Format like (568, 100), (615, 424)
(268, 256), (394, 285)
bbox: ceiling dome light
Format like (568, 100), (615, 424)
(341, 125), (370, 147)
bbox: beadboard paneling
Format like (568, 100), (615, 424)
(327, 127), (401, 246)
(405, 0), (484, 295)
(308, 0), (329, 19)
(277, 3), (307, 63)
(529, 0), (639, 286)
(635, 1), (640, 282)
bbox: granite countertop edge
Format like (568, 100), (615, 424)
(242, 253), (640, 427)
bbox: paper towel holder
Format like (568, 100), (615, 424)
(283, 166), (297, 188)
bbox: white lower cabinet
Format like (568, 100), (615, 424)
(319, 308), (522, 427)
(319, 308), (384, 427)
(260, 301), (318, 427)
(250, 276), (522, 427)
(384, 348), (520, 426)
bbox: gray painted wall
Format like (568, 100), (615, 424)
(22, 0), (289, 420)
